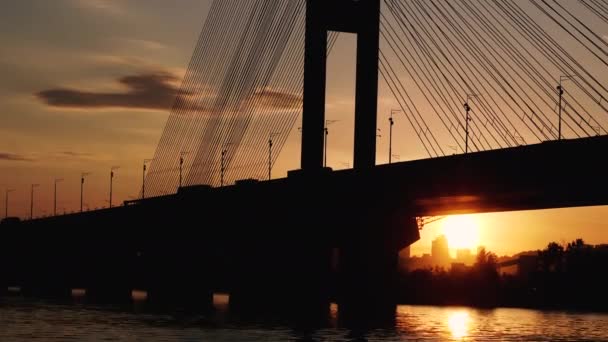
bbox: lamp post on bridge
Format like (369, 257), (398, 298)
(557, 75), (573, 141)
(220, 143), (232, 187)
(110, 166), (120, 208)
(389, 109), (400, 164)
(81, 172), (90, 213)
(54, 178), (63, 216)
(30, 183), (39, 220)
(5, 188), (14, 219)
(464, 94), (478, 154)
(268, 132), (280, 181)
(179, 151), (189, 190)
(142, 159), (153, 200)
(324, 120), (339, 168)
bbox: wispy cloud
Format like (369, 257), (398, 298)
(119, 38), (167, 51)
(36, 73), (305, 114)
(0, 152), (34, 162)
(72, 0), (124, 15)
(251, 89), (302, 110)
(57, 151), (94, 158)
(36, 72), (182, 111)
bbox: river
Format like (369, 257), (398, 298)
(1, 294), (607, 341)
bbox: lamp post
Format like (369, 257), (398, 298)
(5, 188), (14, 219)
(80, 172), (90, 212)
(557, 76), (573, 140)
(268, 132), (280, 181)
(110, 166), (120, 208)
(464, 94), (478, 154)
(324, 120), (339, 168)
(142, 159), (153, 200)
(464, 102), (471, 154)
(221, 149), (228, 187)
(220, 143), (232, 187)
(30, 183), (39, 219)
(389, 109), (400, 164)
(179, 152), (189, 189)
(54, 178), (63, 216)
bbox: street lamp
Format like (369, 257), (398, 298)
(142, 159), (153, 200)
(268, 132), (280, 181)
(464, 94), (478, 154)
(81, 172), (90, 212)
(220, 143), (232, 187)
(221, 149), (227, 187)
(54, 178), (63, 216)
(179, 152), (189, 189)
(324, 120), (339, 168)
(110, 166), (120, 208)
(5, 188), (14, 219)
(389, 109), (400, 164)
(30, 184), (40, 219)
(557, 75), (573, 140)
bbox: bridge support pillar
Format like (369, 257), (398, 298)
(338, 243), (399, 323)
(228, 241), (333, 318)
(336, 214), (419, 324)
(143, 251), (214, 312)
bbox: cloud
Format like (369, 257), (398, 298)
(0, 152), (34, 162)
(36, 73), (182, 111)
(73, 0), (123, 15)
(37, 73), (304, 114)
(119, 39), (167, 51)
(251, 89), (302, 110)
(57, 151), (94, 158)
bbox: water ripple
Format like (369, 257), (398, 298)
(1, 298), (608, 341)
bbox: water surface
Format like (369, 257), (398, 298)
(1, 296), (607, 341)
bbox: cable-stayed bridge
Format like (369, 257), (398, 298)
(2, 0), (608, 319)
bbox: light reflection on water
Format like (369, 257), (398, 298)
(447, 311), (469, 339)
(1, 296), (608, 341)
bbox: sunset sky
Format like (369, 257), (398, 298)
(1, 0), (607, 257)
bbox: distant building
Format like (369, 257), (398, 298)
(595, 244), (608, 250)
(432, 235), (450, 267)
(517, 255), (538, 277)
(451, 262), (469, 273)
(456, 248), (474, 265)
(497, 254), (539, 277)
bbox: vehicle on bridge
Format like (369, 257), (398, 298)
(0, 217), (21, 226)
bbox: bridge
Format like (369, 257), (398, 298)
(2, 0), (608, 320)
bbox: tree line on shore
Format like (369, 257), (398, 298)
(397, 239), (608, 311)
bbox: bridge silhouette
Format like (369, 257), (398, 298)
(2, 0), (608, 320)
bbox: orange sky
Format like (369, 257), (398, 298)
(1, 0), (607, 256)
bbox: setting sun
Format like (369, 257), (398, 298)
(441, 215), (480, 251)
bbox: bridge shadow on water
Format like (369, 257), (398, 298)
(1, 290), (402, 341)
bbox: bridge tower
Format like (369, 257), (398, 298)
(301, 0), (381, 170)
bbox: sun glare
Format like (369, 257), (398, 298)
(447, 311), (470, 339)
(441, 215), (480, 251)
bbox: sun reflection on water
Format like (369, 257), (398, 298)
(448, 311), (470, 339)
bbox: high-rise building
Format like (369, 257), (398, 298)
(432, 235), (450, 266)
(456, 248), (474, 265)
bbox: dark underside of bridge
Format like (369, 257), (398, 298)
(2, 135), (607, 319)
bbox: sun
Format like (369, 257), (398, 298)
(441, 214), (480, 251)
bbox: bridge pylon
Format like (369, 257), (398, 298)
(301, 0), (381, 170)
